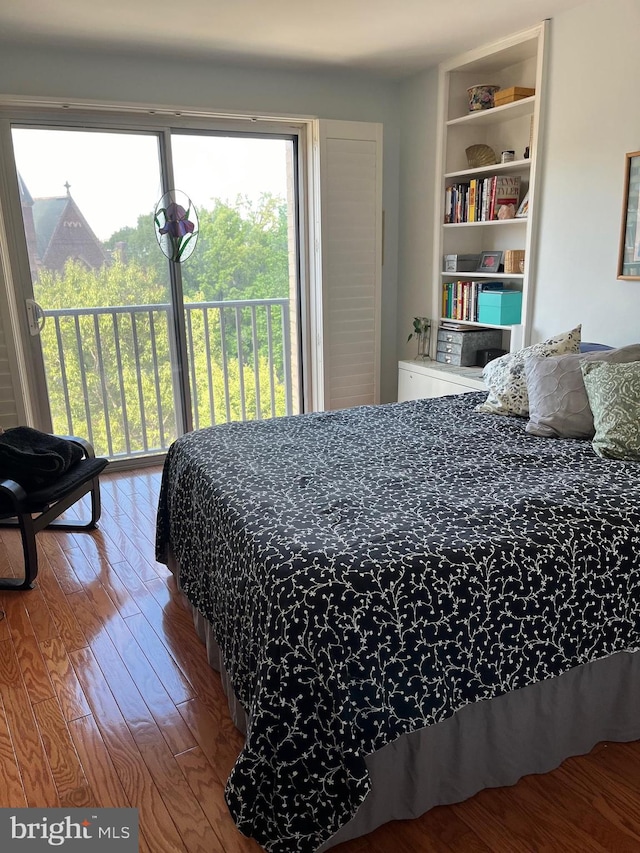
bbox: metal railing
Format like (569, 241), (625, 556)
(42, 298), (293, 460)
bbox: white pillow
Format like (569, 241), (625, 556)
(475, 325), (582, 417)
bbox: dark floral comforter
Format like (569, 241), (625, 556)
(155, 393), (640, 853)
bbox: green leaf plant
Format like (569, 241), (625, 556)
(407, 316), (431, 359)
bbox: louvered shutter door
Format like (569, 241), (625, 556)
(0, 312), (19, 429)
(313, 120), (382, 411)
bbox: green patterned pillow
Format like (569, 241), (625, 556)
(581, 360), (640, 460)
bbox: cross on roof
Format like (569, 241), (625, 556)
(64, 181), (71, 195)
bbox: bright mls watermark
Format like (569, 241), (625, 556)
(0, 809), (138, 850)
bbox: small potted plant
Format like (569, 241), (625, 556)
(407, 317), (431, 360)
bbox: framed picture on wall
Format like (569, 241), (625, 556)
(617, 151), (640, 280)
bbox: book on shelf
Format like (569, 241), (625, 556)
(443, 280), (470, 321)
(444, 185), (452, 223)
(442, 280), (506, 323)
(516, 190), (530, 218)
(443, 175), (522, 223)
(440, 322), (469, 331)
(478, 179), (487, 221)
(494, 176), (521, 218)
(487, 176), (497, 221)
(444, 182), (469, 224)
(468, 179), (477, 222)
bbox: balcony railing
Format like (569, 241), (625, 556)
(42, 298), (293, 460)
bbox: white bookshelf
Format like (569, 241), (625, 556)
(429, 23), (548, 381)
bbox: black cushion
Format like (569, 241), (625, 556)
(0, 427), (85, 490)
(0, 457), (108, 517)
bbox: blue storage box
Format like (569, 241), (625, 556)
(477, 289), (522, 325)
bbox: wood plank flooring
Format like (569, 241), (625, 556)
(0, 467), (638, 852)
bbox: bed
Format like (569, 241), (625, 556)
(155, 391), (640, 853)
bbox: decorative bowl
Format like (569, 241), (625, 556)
(465, 144), (498, 168)
(467, 84), (501, 111)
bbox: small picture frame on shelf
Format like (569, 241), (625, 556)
(515, 191), (530, 218)
(617, 151), (640, 280)
(476, 251), (503, 273)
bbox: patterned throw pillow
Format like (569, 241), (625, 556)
(581, 360), (640, 460)
(475, 325), (582, 417)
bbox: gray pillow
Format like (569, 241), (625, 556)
(581, 360), (640, 460)
(525, 344), (640, 439)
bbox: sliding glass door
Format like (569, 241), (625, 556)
(8, 120), (301, 462)
(171, 132), (300, 430)
(11, 127), (180, 459)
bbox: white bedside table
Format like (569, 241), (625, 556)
(398, 359), (485, 402)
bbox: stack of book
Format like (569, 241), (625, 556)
(444, 175), (521, 223)
(442, 280), (504, 322)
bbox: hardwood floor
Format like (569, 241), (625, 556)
(0, 467), (639, 852)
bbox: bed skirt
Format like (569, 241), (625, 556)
(174, 558), (640, 852)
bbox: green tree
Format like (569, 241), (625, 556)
(104, 213), (166, 286)
(104, 194), (290, 303)
(37, 194), (293, 458)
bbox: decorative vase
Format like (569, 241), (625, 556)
(416, 321), (431, 360)
(467, 84), (501, 111)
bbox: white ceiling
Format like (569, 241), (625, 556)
(1, 0), (588, 78)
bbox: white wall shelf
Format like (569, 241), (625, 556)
(443, 218), (527, 229)
(441, 272), (524, 279)
(433, 318), (515, 330)
(446, 96), (536, 128)
(445, 159), (531, 180)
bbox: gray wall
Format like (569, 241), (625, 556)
(0, 43), (402, 404)
(533, 0), (640, 346)
(397, 68), (439, 363)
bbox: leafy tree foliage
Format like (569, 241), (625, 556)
(37, 195), (293, 458)
(104, 193), (289, 304)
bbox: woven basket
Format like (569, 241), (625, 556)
(504, 249), (525, 274)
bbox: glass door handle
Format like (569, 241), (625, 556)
(26, 299), (46, 335)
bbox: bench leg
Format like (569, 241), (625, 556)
(0, 512), (37, 590)
(46, 476), (102, 531)
(0, 476), (104, 590)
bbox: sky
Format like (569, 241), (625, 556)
(11, 127), (291, 241)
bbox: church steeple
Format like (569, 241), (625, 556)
(18, 172), (34, 206)
(17, 173), (39, 279)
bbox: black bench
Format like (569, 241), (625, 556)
(0, 436), (108, 590)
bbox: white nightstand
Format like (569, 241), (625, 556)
(398, 359), (485, 402)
